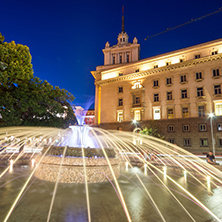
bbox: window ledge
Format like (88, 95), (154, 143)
(153, 86), (160, 89)
(180, 81), (188, 85)
(166, 84), (172, 87)
(195, 79), (203, 82)
(212, 76), (221, 79)
(196, 96), (206, 100)
(214, 94), (222, 98)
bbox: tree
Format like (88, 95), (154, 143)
(140, 123), (165, 140)
(0, 33), (76, 128)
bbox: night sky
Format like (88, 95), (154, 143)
(1, 0), (222, 109)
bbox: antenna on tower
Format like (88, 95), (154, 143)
(122, 6), (125, 33)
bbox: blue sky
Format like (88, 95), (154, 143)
(1, 0), (222, 109)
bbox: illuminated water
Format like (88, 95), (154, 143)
(0, 126), (222, 222)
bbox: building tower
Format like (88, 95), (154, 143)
(102, 11), (140, 65)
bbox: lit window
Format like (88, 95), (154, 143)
(153, 107), (161, 120)
(212, 50), (218, 55)
(200, 138), (208, 146)
(214, 85), (221, 95)
(215, 103), (222, 116)
(168, 138), (175, 144)
(166, 78), (172, 85)
(217, 123), (222, 131)
(195, 54), (200, 59)
(118, 98), (123, 106)
(180, 75), (187, 83)
(134, 110), (141, 121)
(153, 80), (159, 87)
(167, 108), (174, 119)
(198, 105), (205, 117)
(195, 72), (203, 80)
(182, 107), (189, 118)
(181, 89), (188, 99)
(154, 93), (159, 102)
(168, 124), (174, 132)
(197, 87), (204, 97)
(167, 92), (172, 101)
(213, 69), (220, 77)
(132, 81), (142, 89)
(118, 87), (123, 93)
(117, 111), (123, 122)
(182, 124), (190, 132)
(199, 123), (207, 132)
(183, 138), (191, 146)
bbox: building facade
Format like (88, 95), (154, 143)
(91, 17), (222, 153)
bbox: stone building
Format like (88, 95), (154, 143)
(91, 15), (222, 153)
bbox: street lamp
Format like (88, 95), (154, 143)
(209, 113), (215, 156)
(132, 119), (137, 124)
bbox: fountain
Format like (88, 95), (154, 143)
(0, 126), (222, 222)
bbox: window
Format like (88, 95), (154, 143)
(118, 87), (123, 93)
(134, 110), (141, 121)
(168, 124), (174, 132)
(119, 54), (122, 63)
(198, 105), (205, 117)
(135, 69), (140, 73)
(168, 138), (175, 144)
(195, 72), (203, 80)
(215, 103), (222, 116)
(183, 124), (190, 132)
(123, 37), (125, 42)
(212, 50), (218, 55)
(154, 93), (159, 102)
(166, 62), (171, 66)
(182, 107), (189, 118)
(214, 85), (221, 95)
(218, 139), (222, 147)
(117, 111), (123, 122)
(135, 96), (140, 104)
(217, 123), (222, 131)
(199, 123), (207, 132)
(180, 59), (184, 63)
(119, 73), (123, 76)
(167, 108), (174, 119)
(213, 69), (220, 77)
(200, 139), (208, 146)
(183, 139), (191, 146)
(118, 98), (123, 106)
(181, 89), (188, 99)
(153, 80), (159, 87)
(112, 55), (115, 64)
(167, 92), (173, 101)
(126, 54), (129, 63)
(153, 107), (161, 120)
(154, 65), (158, 68)
(166, 78), (172, 85)
(180, 75), (187, 83)
(197, 87), (204, 97)
(195, 54), (200, 59)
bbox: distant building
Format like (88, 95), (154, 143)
(74, 106), (95, 126)
(91, 14), (222, 153)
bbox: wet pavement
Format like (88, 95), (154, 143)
(0, 165), (222, 222)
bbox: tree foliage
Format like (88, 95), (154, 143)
(140, 124), (165, 140)
(0, 33), (76, 128)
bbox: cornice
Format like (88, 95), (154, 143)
(96, 54), (222, 85)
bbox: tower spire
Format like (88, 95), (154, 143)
(121, 6), (125, 33)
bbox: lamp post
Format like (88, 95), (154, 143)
(209, 113), (215, 156)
